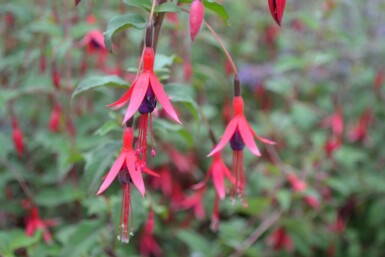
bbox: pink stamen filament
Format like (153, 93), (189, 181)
(118, 183), (132, 243)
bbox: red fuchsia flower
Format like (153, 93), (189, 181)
(287, 173), (306, 193)
(139, 211), (162, 257)
(304, 195), (320, 209)
(193, 152), (235, 230)
(322, 107), (344, 137)
(374, 70), (384, 93)
(348, 108), (373, 143)
(324, 135), (341, 157)
(96, 127), (158, 243)
(208, 96), (275, 202)
(174, 186), (206, 220)
(80, 29), (107, 54)
(48, 104), (62, 133)
(39, 53), (46, 74)
(268, 227), (293, 251)
(268, 0), (286, 26)
(195, 152), (234, 201)
(51, 62), (60, 89)
(12, 117), (24, 157)
(184, 58), (192, 81)
(80, 29), (108, 70)
(189, 0), (204, 42)
(25, 206), (56, 244)
(165, 144), (195, 173)
(108, 47), (181, 160)
(166, 12), (180, 24)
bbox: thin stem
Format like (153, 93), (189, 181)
(229, 210), (282, 257)
(203, 19), (239, 77)
(0, 157), (34, 202)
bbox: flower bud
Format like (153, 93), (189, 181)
(189, 0), (204, 42)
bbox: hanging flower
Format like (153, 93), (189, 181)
(322, 107), (344, 137)
(189, 0), (204, 42)
(287, 173), (306, 193)
(97, 127), (158, 243)
(80, 29), (107, 55)
(208, 96), (275, 202)
(11, 117), (24, 157)
(25, 206), (56, 244)
(108, 47), (181, 159)
(193, 152), (235, 230)
(348, 108), (372, 143)
(268, 0), (286, 26)
(139, 211), (162, 257)
(174, 186), (206, 220)
(267, 227), (293, 251)
(48, 103), (62, 133)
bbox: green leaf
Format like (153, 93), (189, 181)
(71, 75), (129, 102)
(156, 2), (180, 13)
(35, 185), (84, 207)
(204, 0), (229, 23)
(178, 0), (229, 22)
(0, 229), (42, 255)
(277, 189), (292, 211)
(58, 220), (104, 257)
(164, 83), (199, 122)
(177, 230), (210, 254)
(104, 14), (146, 52)
(123, 0), (152, 10)
(93, 120), (120, 136)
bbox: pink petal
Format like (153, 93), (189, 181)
(238, 117), (261, 156)
(247, 122), (276, 145)
(96, 153), (125, 195)
(90, 30), (106, 49)
(207, 117), (238, 157)
(221, 161), (235, 185)
(143, 167), (160, 177)
(126, 151), (145, 197)
(211, 163), (225, 200)
(107, 80), (136, 109)
(122, 74), (150, 124)
(150, 74), (182, 124)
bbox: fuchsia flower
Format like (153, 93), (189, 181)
(175, 186), (206, 220)
(268, 0), (286, 26)
(195, 152), (234, 200)
(96, 127), (158, 243)
(208, 96), (275, 201)
(374, 70), (384, 93)
(189, 0), (204, 42)
(267, 227), (293, 251)
(348, 108), (372, 143)
(193, 152), (235, 230)
(12, 117), (24, 157)
(287, 173), (307, 193)
(304, 195), (320, 209)
(108, 47), (181, 160)
(80, 29), (107, 55)
(322, 107), (344, 137)
(139, 211), (162, 257)
(25, 206), (56, 244)
(48, 104), (62, 133)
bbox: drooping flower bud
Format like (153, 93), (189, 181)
(268, 0), (286, 26)
(12, 118), (24, 157)
(189, 0), (204, 42)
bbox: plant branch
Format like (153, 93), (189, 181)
(228, 210), (282, 257)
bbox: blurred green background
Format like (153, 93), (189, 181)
(1, 0), (385, 256)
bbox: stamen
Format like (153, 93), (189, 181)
(231, 150), (247, 206)
(210, 193), (220, 232)
(118, 183), (131, 243)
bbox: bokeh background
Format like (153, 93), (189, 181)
(1, 0), (385, 256)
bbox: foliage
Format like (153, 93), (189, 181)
(1, 0), (385, 257)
